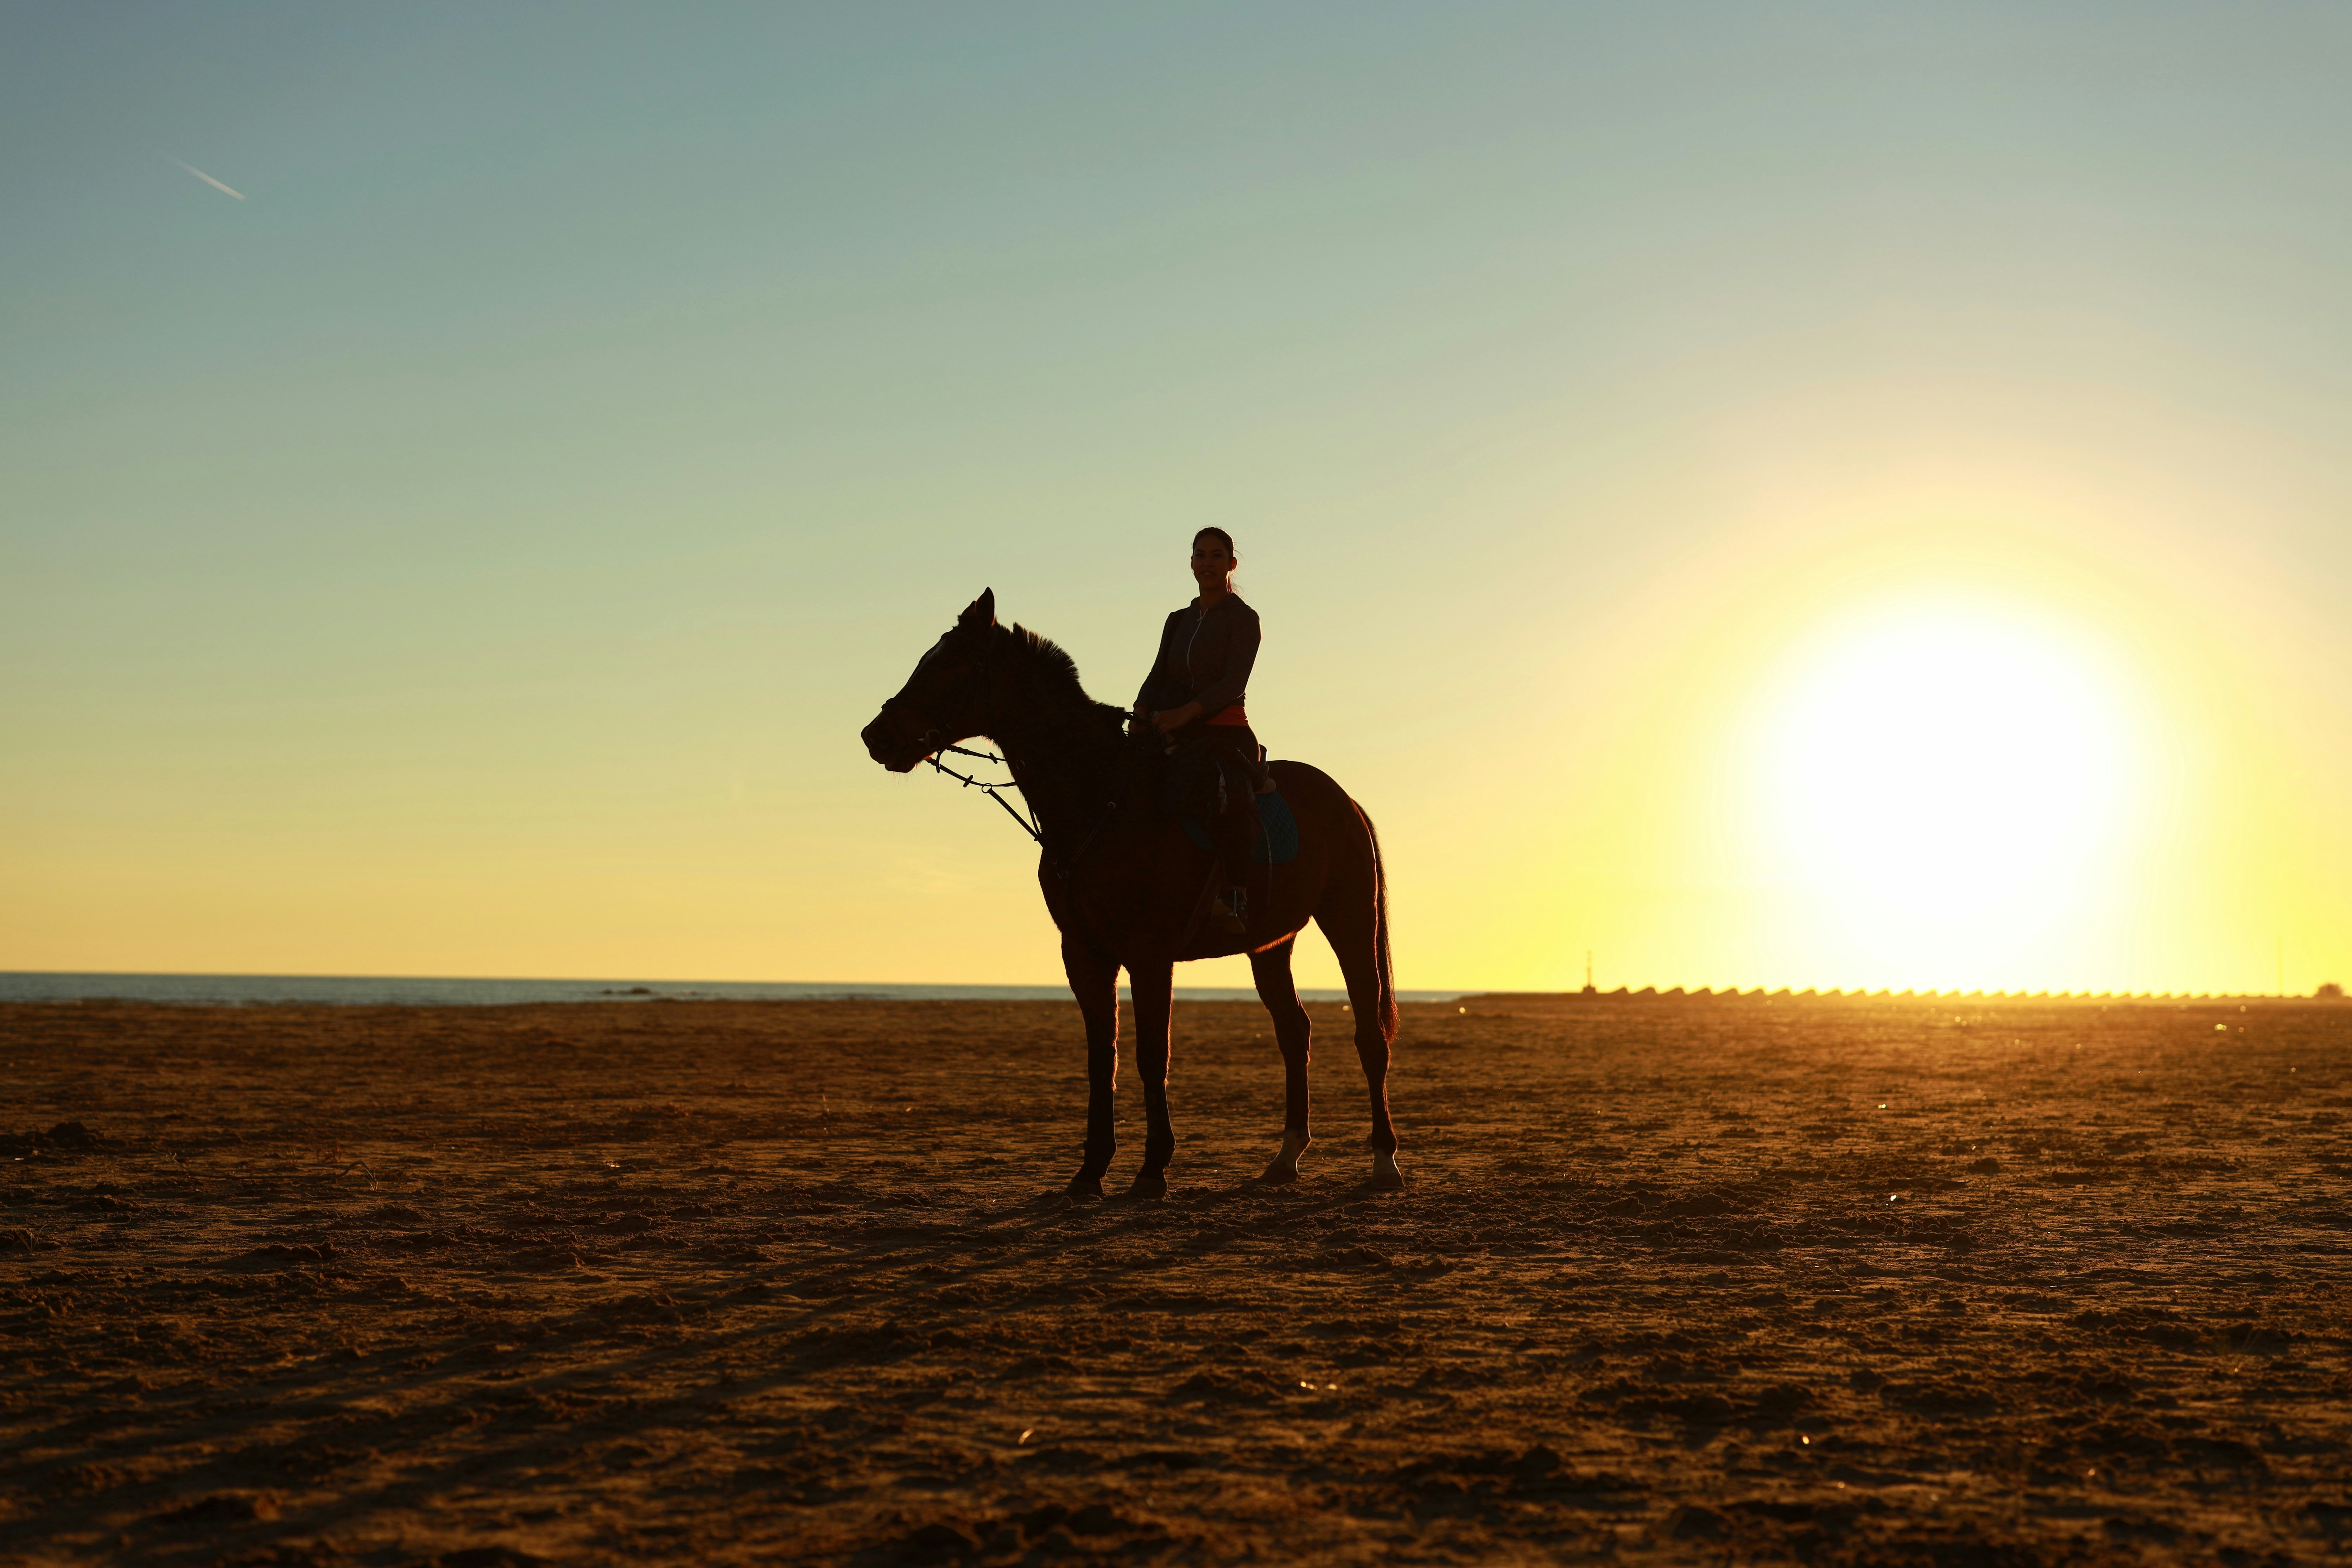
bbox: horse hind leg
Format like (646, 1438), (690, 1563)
(1249, 937), (1312, 1183)
(1316, 884), (1403, 1193)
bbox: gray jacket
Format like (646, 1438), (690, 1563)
(1137, 595), (1260, 718)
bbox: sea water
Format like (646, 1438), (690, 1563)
(0, 973), (1464, 1007)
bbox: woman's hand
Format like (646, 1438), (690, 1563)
(1151, 700), (1203, 734)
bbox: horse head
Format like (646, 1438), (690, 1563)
(861, 589), (999, 772)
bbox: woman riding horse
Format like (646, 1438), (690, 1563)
(861, 578), (1402, 1198)
(1134, 527), (1271, 934)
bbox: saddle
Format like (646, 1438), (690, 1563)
(1180, 788), (1297, 866)
(1155, 743), (1269, 849)
(1143, 735), (1292, 938)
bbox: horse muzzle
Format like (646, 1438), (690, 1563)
(861, 708), (938, 774)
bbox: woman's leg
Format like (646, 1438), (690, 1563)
(1205, 727), (1263, 926)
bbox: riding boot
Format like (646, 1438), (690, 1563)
(1209, 774), (1259, 935)
(1204, 842), (1248, 934)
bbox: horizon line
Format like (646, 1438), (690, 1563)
(0, 968), (2338, 1004)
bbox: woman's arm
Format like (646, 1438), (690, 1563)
(1150, 699), (1203, 733)
(1189, 607), (1260, 715)
(1136, 610), (1187, 713)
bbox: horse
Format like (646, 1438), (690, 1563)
(860, 589), (1403, 1200)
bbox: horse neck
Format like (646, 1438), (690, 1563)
(987, 684), (1118, 843)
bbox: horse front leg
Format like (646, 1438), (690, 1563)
(1127, 959), (1177, 1199)
(1063, 934), (1120, 1203)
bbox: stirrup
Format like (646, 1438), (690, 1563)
(1211, 892), (1247, 934)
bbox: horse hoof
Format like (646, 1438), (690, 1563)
(1260, 1132), (1312, 1185)
(1127, 1173), (1168, 1201)
(1066, 1178), (1104, 1204)
(1368, 1154), (1405, 1192)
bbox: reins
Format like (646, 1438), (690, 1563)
(923, 730), (1129, 883)
(924, 744), (1042, 843)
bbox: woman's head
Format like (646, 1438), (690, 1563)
(1191, 528), (1236, 595)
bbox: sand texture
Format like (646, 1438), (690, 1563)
(2, 995), (2348, 1566)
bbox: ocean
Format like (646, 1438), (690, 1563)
(0, 973), (1467, 1007)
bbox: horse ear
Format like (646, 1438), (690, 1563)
(959, 588), (996, 629)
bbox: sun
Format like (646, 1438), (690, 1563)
(1749, 599), (2148, 973)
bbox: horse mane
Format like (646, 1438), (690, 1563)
(998, 623), (1126, 723)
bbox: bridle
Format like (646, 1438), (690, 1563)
(889, 628), (1125, 877)
(888, 626), (1006, 800)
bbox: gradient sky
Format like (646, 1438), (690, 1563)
(6, 4), (2349, 994)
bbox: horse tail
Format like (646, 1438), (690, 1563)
(1354, 795), (1398, 1045)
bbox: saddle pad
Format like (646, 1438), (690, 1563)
(1183, 789), (1299, 866)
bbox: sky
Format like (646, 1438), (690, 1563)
(5, 3), (2349, 995)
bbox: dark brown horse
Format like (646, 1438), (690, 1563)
(861, 589), (1402, 1200)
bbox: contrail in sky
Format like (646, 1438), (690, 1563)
(168, 156), (246, 200)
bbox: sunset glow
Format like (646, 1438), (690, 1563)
(1750, 601), (2150, 982)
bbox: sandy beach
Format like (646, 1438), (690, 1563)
(2, 994), (2346, 1565)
